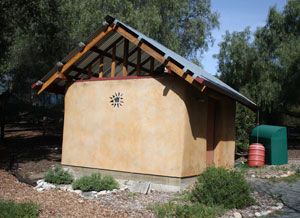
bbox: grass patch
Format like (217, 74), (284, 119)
(44, 165), (74, 184)
(0, 200), (39, 218)
(72, 173), (119, 192)
(269, 173), (300, 184)
(150, 202), (224, 218)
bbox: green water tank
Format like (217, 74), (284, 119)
(250, 125), (288, 165)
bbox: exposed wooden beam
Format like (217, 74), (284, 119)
(99, 55), (104, 78)
(111, 44), (116, 77)
(88, 64), (92, 78)
(136, 47), (141, 76)
(150, 57), (154, 73)
(90, 47), (151, 73)
(115, 26), (194, 84)
(37, 24), (115, 94)
(122, 39), (129, 76)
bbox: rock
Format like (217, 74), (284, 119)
(97, 190), (108, 196)
(247, 212), (254, 217)
(37, 179), (44, 185)
(254, 212), (261, 217)
(37, 188), (44, 192)
(276, 202), (283, 209)
(129, 181), (151, 194)
(251, 174), (256, 178)
(120, 186), (128, 191)
(265, 175), (271, 179)
(233, 212), (242, 218)
(280, 174), (288, 178)
(287, 171), (295, 176)
(42, 183), (56, 190)
(261, 211), (270, 216)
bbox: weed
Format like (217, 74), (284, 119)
(0, 200), (39, 218)
(72, 173), (119, 192)
(44, 165), (74, 184)
(269, 173), (300, 184)
(150, 202), (224, 218)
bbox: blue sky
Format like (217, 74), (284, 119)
(202, 0), (287, 75)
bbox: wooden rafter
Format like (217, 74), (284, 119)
(136, 47), (141, 76)
(111, 44), (116, 77)
(122, 39), (129, 76)
(37, 24), (115, 94)
(85, 36), (123, 73)
(99, 55), (104, 78)
(150, 57), (154, 73)
(90, 47), (151, 73)
(88, 64), (92, 78)
(115, 26), (195, 84)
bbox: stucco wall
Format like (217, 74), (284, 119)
(62, 76), (202, 177)
(214, 98), (236, 168)
(61, 75), (236, 178)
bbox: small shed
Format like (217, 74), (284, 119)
(250, 125), (288, 165)
(32, 16), (257, 185)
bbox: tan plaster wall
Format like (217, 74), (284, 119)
(181, 86), (208, 177)
(213, 98), (236, 168)
(62, 76), (192, 177)
(61, 75), (236, 178)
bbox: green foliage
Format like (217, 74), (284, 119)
(44, 165), (73, 184)
(215, 0), (300, 127)
(269, 173), (300, 184)
(191, 167), (255, 209)
(150, 202), (223, 218)
(72, 173), (119, 192)
(0, 200), (39, 218)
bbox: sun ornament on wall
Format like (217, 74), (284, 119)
(110, 92), (124, 107)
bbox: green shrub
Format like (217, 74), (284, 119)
(72, 173), (119, 192)
(191, 167), (255, 209)
(44, 165), (73, 184)
(0, 200), (39, 218)
(151, 202), (223, 218)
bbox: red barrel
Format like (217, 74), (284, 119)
(248, 143), (265, 167)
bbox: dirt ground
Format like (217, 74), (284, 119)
(0, 123), (300, 217)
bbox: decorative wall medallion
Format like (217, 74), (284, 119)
(110, 92), (124, 107)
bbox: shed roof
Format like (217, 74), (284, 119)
(32, 15), (258, 111)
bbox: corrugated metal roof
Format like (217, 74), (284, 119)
(36, 15), (257, 110)
(114, 19), (257, 109)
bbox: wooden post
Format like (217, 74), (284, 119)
(136, 48), (141, 76)
(99, 55), (103, 78)
(122, 39), (129, 76)
(150, 57), (154, 74)
(88, 64), (92, 78)
(111, 44), (116, 77)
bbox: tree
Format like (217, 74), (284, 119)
(215, 0), (300, 143)
(62, 0), (219, 60)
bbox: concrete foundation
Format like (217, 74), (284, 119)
(63, 165), (197, 192)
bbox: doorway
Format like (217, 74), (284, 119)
(206, 100), (216, 167)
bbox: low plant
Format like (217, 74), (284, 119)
(0, 200), (39, 218)
(191, 167), (255, 209)
(150, 202), (223, 218)
(44, 165), (74, 184)
(72, 173), (119, 192)
(269, 173), (300, 184)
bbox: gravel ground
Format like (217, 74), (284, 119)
(0, 170), (175, 218)
(0, 170), (144, 217)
